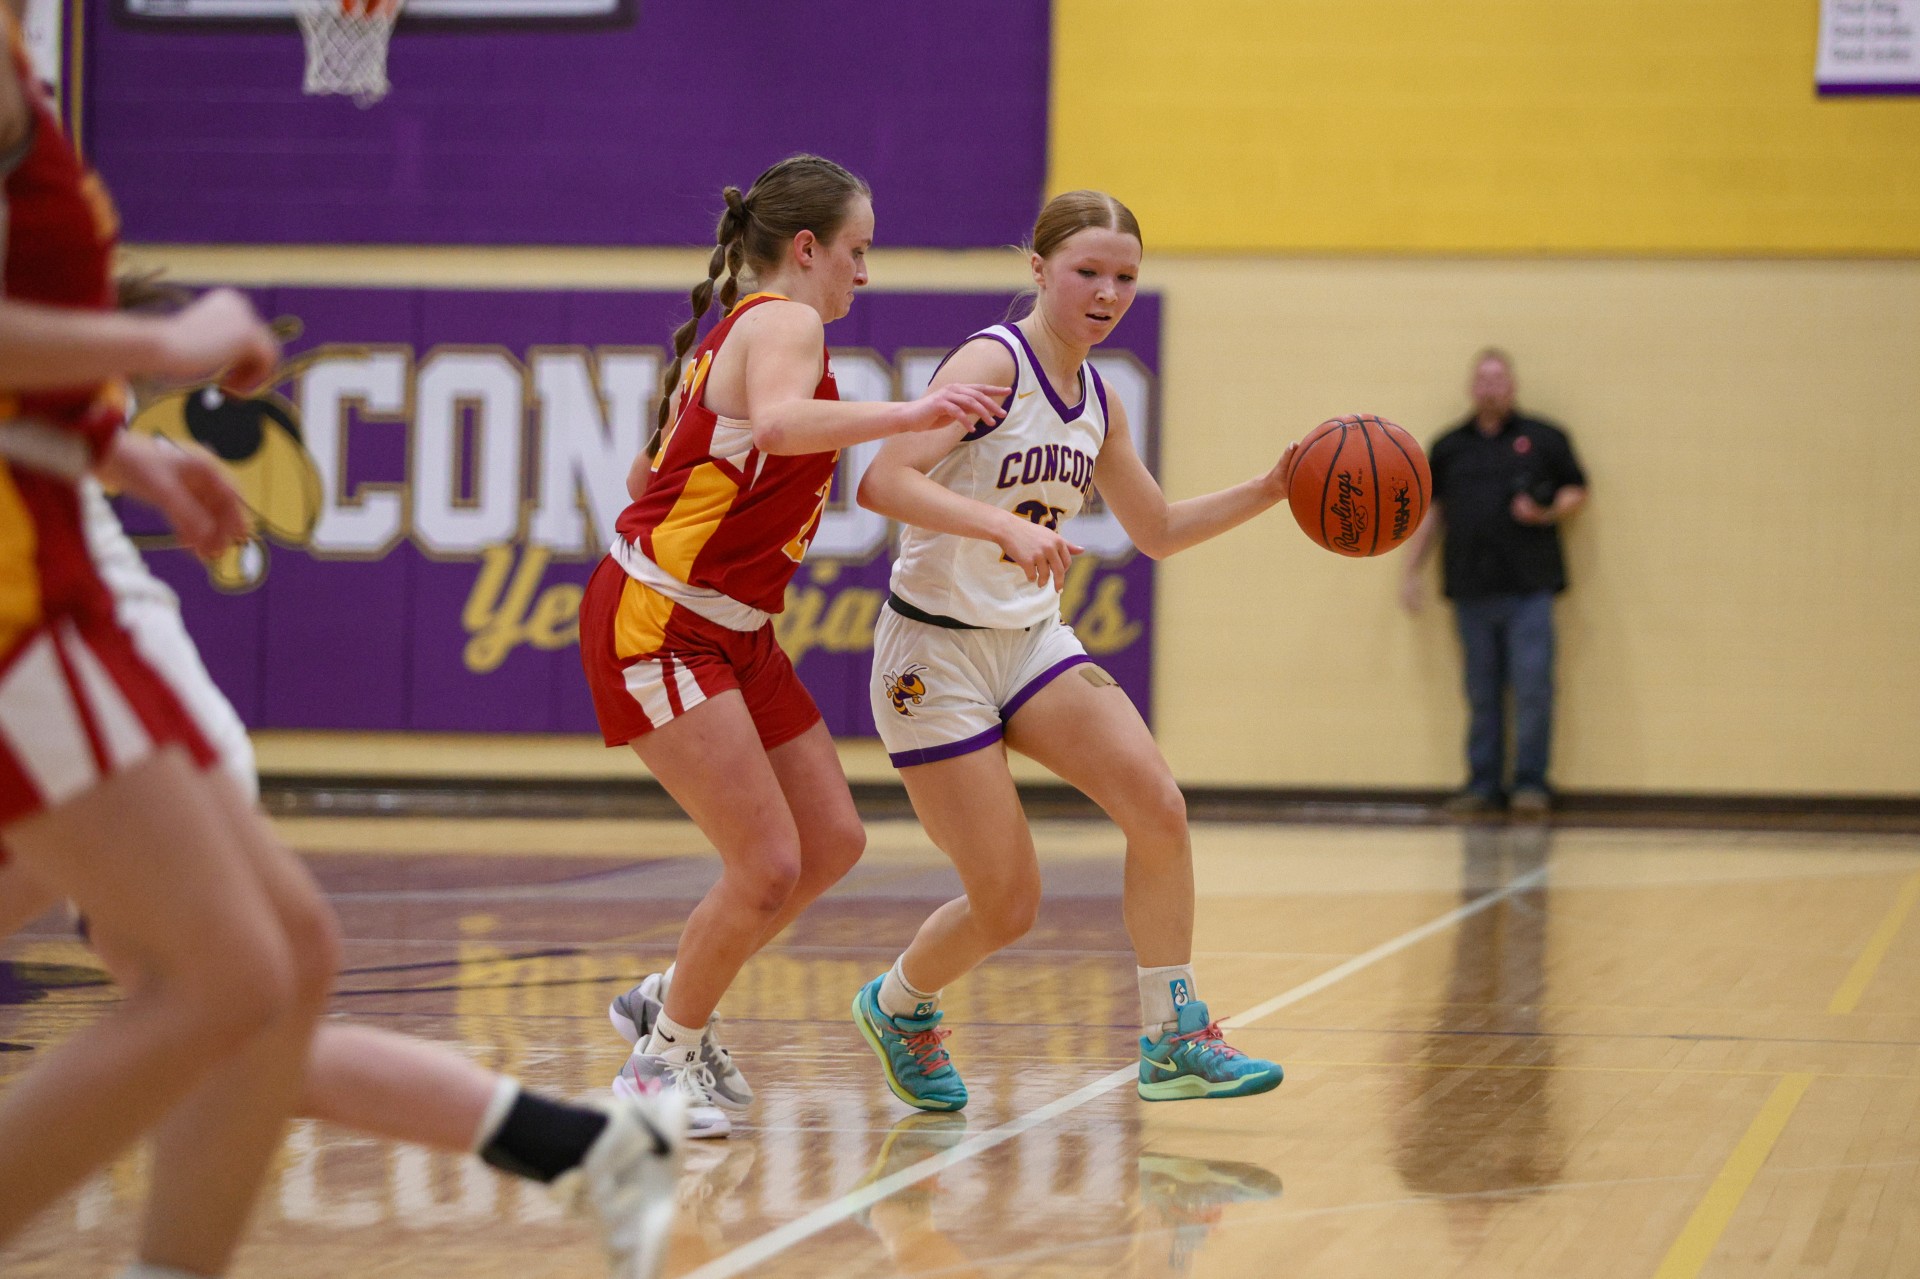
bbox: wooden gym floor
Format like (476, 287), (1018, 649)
(3, 814), (1918, 1278)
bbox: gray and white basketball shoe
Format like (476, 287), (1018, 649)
(551, 1089), (687, 1279)
(614, 1048), (730, 1140)
(609, 973), (754, 1112)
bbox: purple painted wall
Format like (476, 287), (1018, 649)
(120, 287), (1161, 738)
(81, 0), (1049, 247)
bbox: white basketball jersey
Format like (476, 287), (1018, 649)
(889, 324), (1109, 629)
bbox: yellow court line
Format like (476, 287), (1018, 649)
(1651, 1072), (1814, 1279)
(1828, 871), (1920, 1014)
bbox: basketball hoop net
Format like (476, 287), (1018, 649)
(295, 0), (404, 108)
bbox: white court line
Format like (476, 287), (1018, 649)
(681, 865), (1550, 1279)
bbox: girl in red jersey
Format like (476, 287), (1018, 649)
(584, 155), (1007, 1138)
(0, 29), (686, 1278)
(0, 30), (338, 1273)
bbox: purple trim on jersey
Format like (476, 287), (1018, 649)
(928, 328), (1020, 443)
(1001, 653), (1093, 722)
(888, 722), (1006, 768)
(1087, 364), (1110, 438)
(1005, 323), (1088, 422)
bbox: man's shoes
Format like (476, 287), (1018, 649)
(1509, 787), (1552, 819)
(1441, 789), (1503, 817)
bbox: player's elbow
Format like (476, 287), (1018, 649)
(750, 419), (793, 455)
(855, 468), (895, 517)
(1128, 520), (1176, 561)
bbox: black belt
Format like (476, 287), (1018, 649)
(886, 592), (984, 630)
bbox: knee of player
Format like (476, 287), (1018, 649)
(976, 877), (1042, 945)
(171, 928), (302, 1050)
(1123, 776), (1189, 844)
(282, 897), (343, 1010)
(734, 846), (804, 914)
(815, 816), (867, 881)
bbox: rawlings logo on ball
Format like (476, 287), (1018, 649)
(1328, 472), (1369, 553)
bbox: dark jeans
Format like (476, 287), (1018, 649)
(1451, 591), (1556, 799)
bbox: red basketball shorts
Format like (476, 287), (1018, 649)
(579, 556), (820, 752)
(0, 615), (218, 847)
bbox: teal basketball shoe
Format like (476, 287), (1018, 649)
(852, 975), (969, 1111)
(1137, 1000), (1284, 1101)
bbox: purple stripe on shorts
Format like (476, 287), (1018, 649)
(888, 722), (1006, 769)
(1000, 654), (1093, 722)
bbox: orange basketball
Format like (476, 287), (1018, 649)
(1287, 414), (1432, 556)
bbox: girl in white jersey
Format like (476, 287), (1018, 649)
(851, 191), (1298, 1109)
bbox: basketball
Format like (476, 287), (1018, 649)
(1286, 414), (1432, 557)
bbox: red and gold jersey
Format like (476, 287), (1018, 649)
(1, 17), (125, 654)
(614, 293), (841, 615)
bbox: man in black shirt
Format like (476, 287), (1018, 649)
(1400, 350), (1587, 816)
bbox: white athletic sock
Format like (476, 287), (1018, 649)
(120, 1265), (213, 1279)
(1137, 963), (1197, 1039)
(469, 1075), (521, 1152)
(877, 956), (939, 1021)
(643, 1011), (702, 1057)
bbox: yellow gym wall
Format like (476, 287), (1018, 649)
(1050, 0), (1920, 253)
(1150, 255), (1920, 795)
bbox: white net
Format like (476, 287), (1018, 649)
(295, 0), (403, 108)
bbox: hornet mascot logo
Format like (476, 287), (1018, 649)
(883, 664), (930, 717)
(128, 317), (327, 592)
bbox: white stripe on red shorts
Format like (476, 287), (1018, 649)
(0, 620), (156, 816)
(620, 654), (713, 731)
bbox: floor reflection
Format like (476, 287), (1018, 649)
(1394, 822), (1564, 1237)
(1134, 1151), (1283, 1276)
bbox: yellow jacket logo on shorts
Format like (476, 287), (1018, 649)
(883, 665), (930, 716)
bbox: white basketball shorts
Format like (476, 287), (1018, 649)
(870, 599), (1092, 768)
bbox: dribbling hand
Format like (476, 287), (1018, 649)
(903, 383), (1010, 434)
(1267, 440), (1302, 500)
(157, 288), (281, 394)
(996, 514), (1082, 591)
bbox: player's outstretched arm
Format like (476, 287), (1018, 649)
(96, 431), (252, 560)
(1094, 398), (1298, 560)
(856, 338), (1080, 590)
(0, 289), (278, 394)
(741, 302), (1007, 455)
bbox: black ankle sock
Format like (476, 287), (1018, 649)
(479, 1092), (609, 1183)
